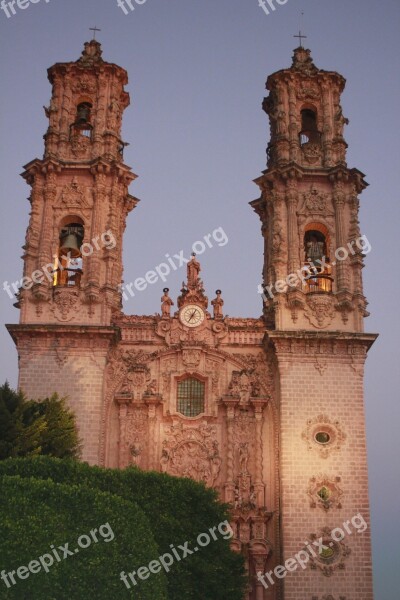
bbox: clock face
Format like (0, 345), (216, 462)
(179, 304), (205, 328)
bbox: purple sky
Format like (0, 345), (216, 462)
(0, 0), (399, 596)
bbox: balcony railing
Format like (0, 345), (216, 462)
(53, 268), (83, 287)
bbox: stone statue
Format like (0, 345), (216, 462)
(211, 289), (224, 319)
(161, 288), (174, 318)
(187, 253), (201, 287)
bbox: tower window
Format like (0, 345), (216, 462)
(177, 378), (205, 417)
(70, 103), (93, 139)
(55, 222), (84, 287)
(300, 108), (321, 145)
(303, 230), (333, 293)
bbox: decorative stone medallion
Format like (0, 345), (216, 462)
(308, 528), (351, 576)
(308, 474), (343, 510)
(302, 415), (346, 458)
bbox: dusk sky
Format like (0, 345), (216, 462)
(0, 0), (399, 596)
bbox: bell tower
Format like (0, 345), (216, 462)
(7, 40), (138, 463)
(251, 47), (376, 599)
(252, 46), (369, 332)
(16, 39), (137, 326)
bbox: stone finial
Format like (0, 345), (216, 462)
(78, 40), (103, 67)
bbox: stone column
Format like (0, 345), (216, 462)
(222, 396), (239, 504)
(145, 395), (162, 470)
(333, 180), (349, 290)
(286, 177), (299, 275)
(115, 395), (132, 468)
(251, 398), (269, 507)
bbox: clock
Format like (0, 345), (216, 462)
(179, 304), (205, 328)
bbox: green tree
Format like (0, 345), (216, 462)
(0, 383), (80, 460)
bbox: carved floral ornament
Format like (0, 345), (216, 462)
(308, 527), (351, 577)
(302, 415), (346, 458)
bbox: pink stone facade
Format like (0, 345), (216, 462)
(7, 42), (376, 599)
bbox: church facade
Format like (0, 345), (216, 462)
(7, 40), (376, 599)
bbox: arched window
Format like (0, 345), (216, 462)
(303, 228), (333, 293)
(177, 378), (205, 417)
(54, 217), (84, 287)
(70, 102), (93, 139)
(300, 108), (321, 145)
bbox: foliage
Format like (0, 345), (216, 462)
(0, 474), (167, 599)
(0, 457), (247, 599)
(0, 383), (80, 460)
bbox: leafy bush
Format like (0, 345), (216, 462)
(0, 457), (246, 599)
(0, 474), (167, 599)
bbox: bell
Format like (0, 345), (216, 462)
(76, 103), (91, 125)
(59, 226), (83, 258)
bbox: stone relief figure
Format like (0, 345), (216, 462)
(334, 107), (349, 138)
(161, 287), (174, 318)
(211, 290), (224, 319)
(238, 442), (249, 474)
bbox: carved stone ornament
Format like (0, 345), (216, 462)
(304, 295), (335, 329)
(160, 422), (221, 486)
(302, 415), (346, 458)
(307, 474), (343, 510)
(182, 349), (202, 368)
(58, 178), (90, 208)
(302, 186), (329, 213)
(308, 527), (351, 576)
(51, 288), (79, 322)
(117, 366), (151, 400)
(297, 81), (320, 100)
(70, 134), (91, 158)
(291, 47), (319, 75)
(125, 409), (147, 467)
(302, 142), (322, 165)
(72, 73), (96, 94)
